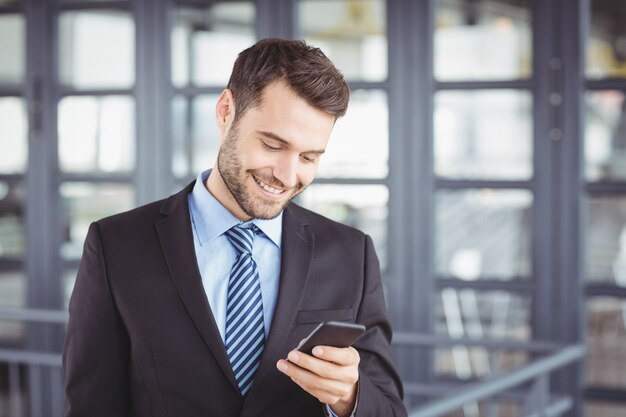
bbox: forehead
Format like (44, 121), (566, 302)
(240, 81), (335, 150)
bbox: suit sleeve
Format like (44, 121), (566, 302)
(63, 222), (131, 417)
(353, 235), (407, 417)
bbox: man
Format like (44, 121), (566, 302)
(63, 38), (407, 417)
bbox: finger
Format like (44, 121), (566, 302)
(276, 359), (355, 400)
(295, 384), (346, 406)
(277, 358), (344, 390)
(291, 377), (345, 405)
(286, 350), (357, 383)
(311, 346), (360, 367)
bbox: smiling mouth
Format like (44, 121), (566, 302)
(252, 175), (286, 196)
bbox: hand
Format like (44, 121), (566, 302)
(276, 345), (359, 417)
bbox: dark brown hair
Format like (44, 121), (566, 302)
(227, 38), (350, 123)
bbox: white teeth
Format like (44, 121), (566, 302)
(256, 178), (283, 195)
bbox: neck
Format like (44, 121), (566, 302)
(205, 167), (252, 221)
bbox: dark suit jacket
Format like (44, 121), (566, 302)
(63, 182), (407, 417)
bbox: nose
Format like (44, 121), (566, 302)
(273, 154), (299, 189)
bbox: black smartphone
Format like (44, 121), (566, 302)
(296, 321), (366, 355)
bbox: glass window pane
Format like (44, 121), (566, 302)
(172, 96), (190, 178)
(435, 90), (533, 180)
(0, 181), (24, 259)
(435, 289), (530, 380)
(0, 271), (26, 342)
(0, 97), (27, 174)
(297, 185), (388, 270)
(435, 347), (529, 382)
(435, 0), (531, 81)
(298, 0), (387, 82)
(436, 289), (530, 373)
(0, 270), (25, 308)
(63, 268), (78, 310)
(586, 402), (626, 417)
(436, 189), (532, 280)
(587, 196), (626, 287)
(0, 14), (24, 84)
(171, 95), (220, 179)
(587, 0), (626, 79)
(587, 297), (626, 389)
(59, 11), (135, 89)
(172, 3), (256, 87)
(60, 182), (134, 260)
(435, 289), (531, 340)
(585, 91), (626, 181)
(318, 90), (388, 179)
(58, 95), (135, 173)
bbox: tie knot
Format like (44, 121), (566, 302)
(225, 224), (259, 255)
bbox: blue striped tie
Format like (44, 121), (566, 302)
(224, 224), (265, 396)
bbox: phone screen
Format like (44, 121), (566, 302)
(297, 321), (366, 355)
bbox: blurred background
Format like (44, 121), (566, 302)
(0, 0), (625, 416)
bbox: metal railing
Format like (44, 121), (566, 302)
(393, 331), (586, 417)
(0, 309), (586, 417)
(0, 307), (66, 417)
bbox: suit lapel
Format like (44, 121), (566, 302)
(155, 182), (239, 392)
(247, 204), (315, 400)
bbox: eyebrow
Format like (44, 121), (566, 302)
(257, 130), (325, 155)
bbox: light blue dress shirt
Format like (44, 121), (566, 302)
(188, 169), (348, 417)
(188, 169), (282, 342)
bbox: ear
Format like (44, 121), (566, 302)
(215, 89), (236, 137)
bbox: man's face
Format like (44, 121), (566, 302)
(216, 81), (335, 219)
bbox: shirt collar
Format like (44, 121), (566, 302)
(188, 169), (283, 248)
